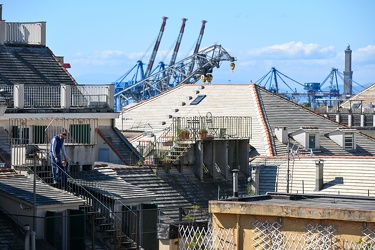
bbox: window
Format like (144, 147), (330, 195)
(69, 124), (90, 144)
(33, 125), (47, 144)
(190, 95), (206, 105)
(12, 126), (29, 144)
(344, 133), (354, 150)
(308, 134), (316, 149)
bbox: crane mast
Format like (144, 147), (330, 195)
(189, 20), (207, 75)
(145, 16), (168, 78)
(169, 18), (187, 66)
(194, 20), (207, 54)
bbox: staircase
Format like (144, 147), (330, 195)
(20, 161), (143, 250)
(97, 126), (141, 165)
(78, 204), (140, 250)
(163, 139), (193, 164)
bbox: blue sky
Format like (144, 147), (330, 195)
(2, 0), (375, 93)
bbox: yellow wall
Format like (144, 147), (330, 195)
(212, 213), (374, 249)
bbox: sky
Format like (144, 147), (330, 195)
(2, 0), (375, 94)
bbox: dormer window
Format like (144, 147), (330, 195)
(290, 126), (320, 150)
(328, 128), (357, 151)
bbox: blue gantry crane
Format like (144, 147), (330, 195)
(114, 44), (235, 110)
(112, 18), (235, 112)
(255, 67), (365, 107)
(113, 16), (169, 111)
(255, 67), (302, 94)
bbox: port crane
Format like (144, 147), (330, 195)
(255, 67), (365, 106)
(113, 16), (169, 110)
(114, 44), (236, 109)
(113, 18), (235, 111)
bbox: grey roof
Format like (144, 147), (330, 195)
(112, 164), (247, 224)
(117, 83), (375, 197)
(0, 44), (77, 86)
(256, 86), (375, 156)
(0, 176), (85, 206)
(73, 165), (157, 204)
(118, 83), (375, 157)
(230, 192), (375, 212)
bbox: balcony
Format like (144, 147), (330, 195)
(0, 84), (115, 112)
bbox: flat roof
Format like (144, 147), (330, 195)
(209, 192), (375, 222)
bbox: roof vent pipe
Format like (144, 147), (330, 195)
(0, 4), (2, 21)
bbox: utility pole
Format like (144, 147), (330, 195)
(286, 139), (290, 193)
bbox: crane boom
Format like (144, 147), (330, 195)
(145, 16), (168, 78)
(114, 44), (235, 108)
(169, 18), (187, 66)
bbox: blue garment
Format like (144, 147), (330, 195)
(50, 135), (66, 159)
(49, 135), (67, 183)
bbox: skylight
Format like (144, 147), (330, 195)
(190, 95), (206, 105)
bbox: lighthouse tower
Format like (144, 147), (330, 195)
(343, 44), (353, 97)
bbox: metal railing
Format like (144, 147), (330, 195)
(71, 85), (109, 108)
(20, 157), (142, 249)
(24, 85), (61, 108)
(0, 84), (112, 110)
(138, 116), (252, 165)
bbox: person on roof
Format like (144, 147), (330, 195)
(49, 132), (67, 185)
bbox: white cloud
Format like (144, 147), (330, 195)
(244, 42), (336, 60)
(354, 45), (375, 63)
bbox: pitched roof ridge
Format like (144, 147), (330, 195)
(251, 84), (274, 156)
(49, 47), (79, 86)
(259, 84), (344, 126)
(122, 84), (186, 112)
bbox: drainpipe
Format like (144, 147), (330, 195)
(232, 169), (239, 199)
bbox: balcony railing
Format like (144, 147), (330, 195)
(138, 115), (252, 165)
(0, 84), (114, 110)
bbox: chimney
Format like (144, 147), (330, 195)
(315, 159), (324, 191)
(0, 4), (2, 20)
(275, 127), (288, 143)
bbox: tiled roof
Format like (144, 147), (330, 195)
(119, 83), (375, 157)
(256, 85), (375, 156)
(112, 164), (247, 224)
(0, 176), (85, 206)
(0, 44), (77, 86)
(74, 165), (157, 203)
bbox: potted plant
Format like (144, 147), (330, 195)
(198, 128), (208, 140)
(177, 129), (190, 139)
(162, 137), (174, 146)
